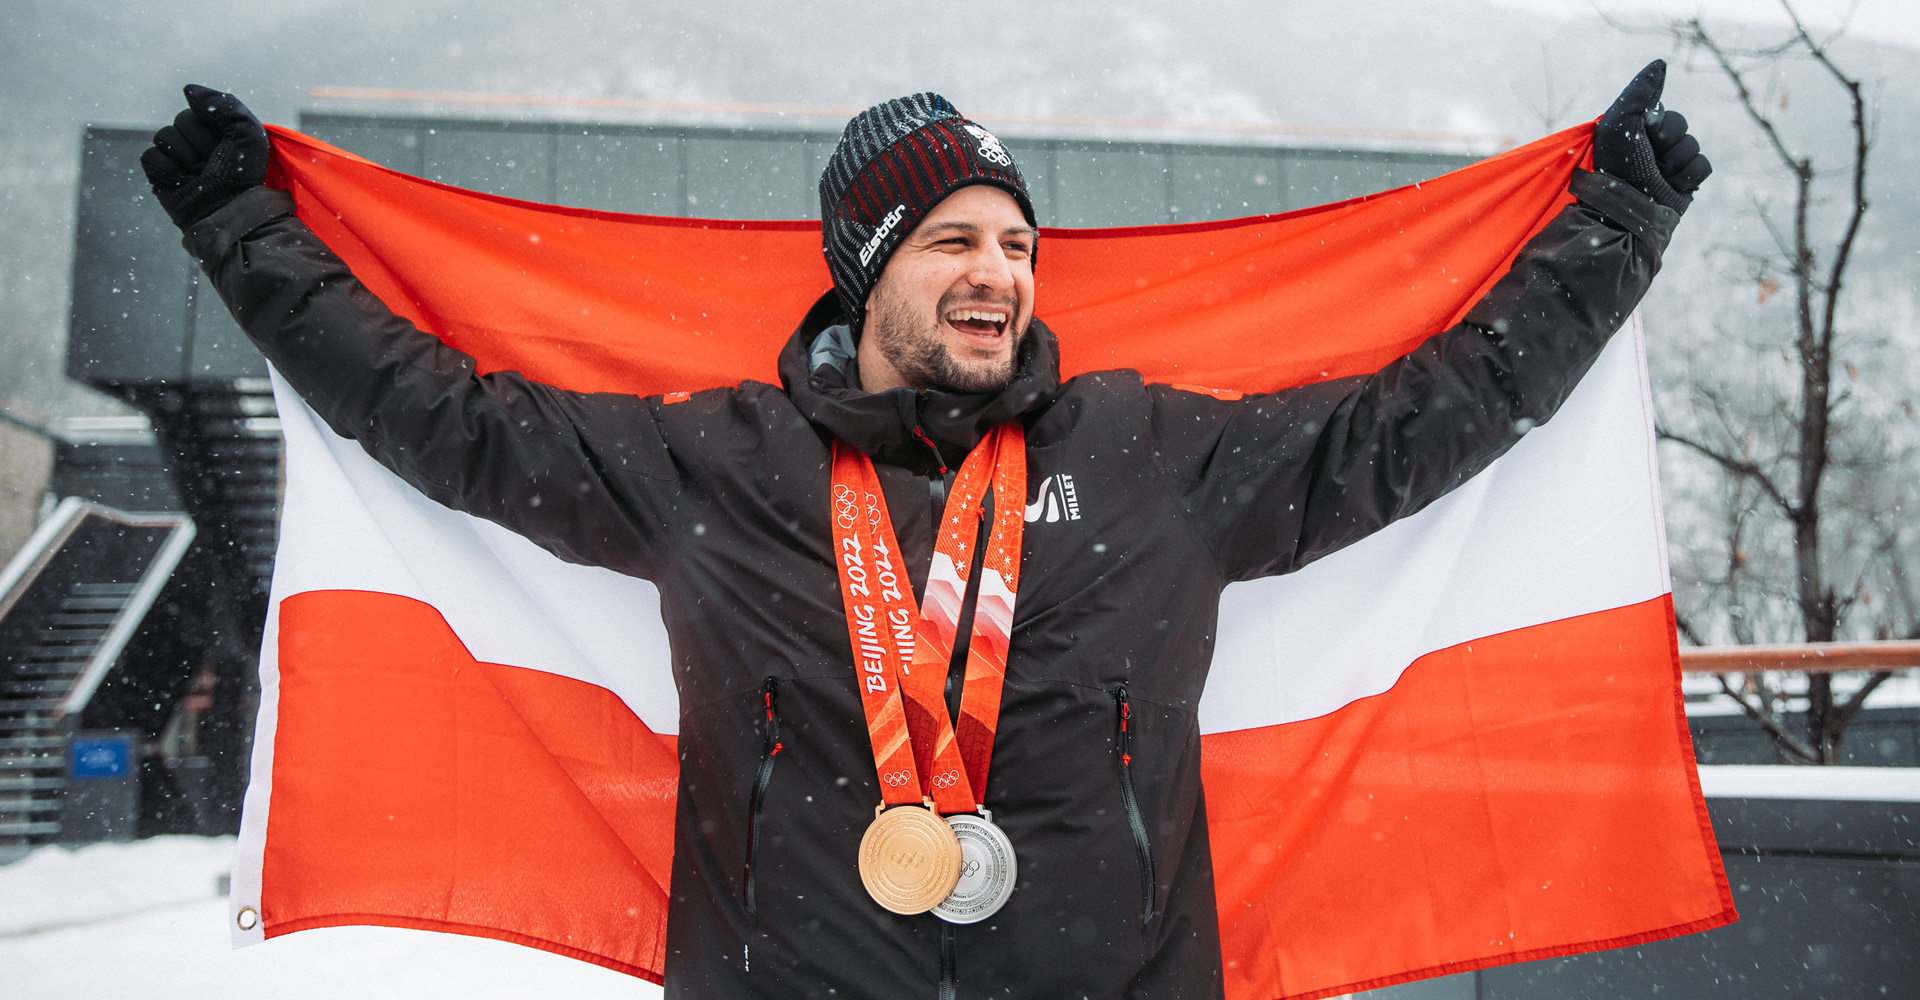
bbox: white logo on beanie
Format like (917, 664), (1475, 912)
(963, 124), (1013, 168)
(858, 204), (908, 268)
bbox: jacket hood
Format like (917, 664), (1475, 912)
(777, 291), (1063, 474)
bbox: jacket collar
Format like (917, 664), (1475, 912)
(777, 291), (1062, 475)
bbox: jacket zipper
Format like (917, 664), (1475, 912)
(743, 677), (783, 920)
(939, 922), (958, 1000)
(1115, 685), (1155, 926)
(893, 428), (971, 998)
(915, 424), (952, 525)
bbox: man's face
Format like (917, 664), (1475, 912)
(858, 184), (1037, 394)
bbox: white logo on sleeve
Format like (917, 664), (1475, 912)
(1024, 473), (1082, 523)
(962, 124), (1013, 168)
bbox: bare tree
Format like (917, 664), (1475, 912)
(1651, 2), (1899, 764)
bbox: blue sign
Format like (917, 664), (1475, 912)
(70, 736), (131, 779)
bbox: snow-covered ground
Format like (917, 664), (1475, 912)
(0, 836), (662, 998)
(12, 765), (1917, 996)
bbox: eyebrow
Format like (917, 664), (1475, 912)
(918, 221), (1039, 243)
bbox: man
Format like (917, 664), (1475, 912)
(144, 65), (1707, 998)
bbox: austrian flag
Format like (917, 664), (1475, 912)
(231, 122), (1734, 999)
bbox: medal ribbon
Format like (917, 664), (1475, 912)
(830, 444), (926, 807)
(906, 426), (1024, 813)
(830, 424), (1025, 815)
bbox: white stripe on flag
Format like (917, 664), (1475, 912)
(265, 368), (682, 735)
(1200, 316), (1668, 734)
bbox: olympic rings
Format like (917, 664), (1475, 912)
(834, 485), (859, 528)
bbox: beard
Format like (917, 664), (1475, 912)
(865, 282), (1026, 394)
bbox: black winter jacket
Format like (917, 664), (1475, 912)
(183, 169), (1676, 1000)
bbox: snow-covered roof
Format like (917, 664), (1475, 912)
(1698, 764), (1920, 801)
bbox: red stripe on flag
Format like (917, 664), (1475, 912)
(262, 124), (1587, 399)
(1202, 595), (1734, 1000)
(263, 590), (679, 983)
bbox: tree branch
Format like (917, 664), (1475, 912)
(1681, 20), (1810, 180)
(1786, 6), (1872, 399)
(1749, 197), (1796, 266)
(1673, 611), (1706, 647)
(1656, 426), (1795, 514)
(1833, 670), (1894, 728)
(1718, 674), (1819, 762)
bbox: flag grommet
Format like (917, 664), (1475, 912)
(236, 906), (259, 931)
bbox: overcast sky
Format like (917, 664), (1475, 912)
(1487, 0), (1920, 50)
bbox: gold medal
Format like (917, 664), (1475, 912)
(830, 432), (1026, 917)
(858, 803), (962, 915)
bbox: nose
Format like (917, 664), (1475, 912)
(963, 243), (1018, 293)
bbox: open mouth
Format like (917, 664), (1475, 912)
(943, 307), (1011, 346)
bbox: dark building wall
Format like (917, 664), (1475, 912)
(68, 128), (266, 387)
(1692, 707), (1920, 767)
(49, 440), (182, 514)
(298, 111), (1470, 227)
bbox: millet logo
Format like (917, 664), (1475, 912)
(1025, 473), (1082, 524)
(859, 204), (908, 268)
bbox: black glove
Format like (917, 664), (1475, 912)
(141, 84), (271, 229)
(1593, 59), (1712, 214)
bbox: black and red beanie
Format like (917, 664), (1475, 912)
(819, 93), (1036, 332)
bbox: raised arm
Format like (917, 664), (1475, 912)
(144, 86), (680, 579)
(1152, 60), (1709, 581)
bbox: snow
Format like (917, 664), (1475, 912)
(1682, 669), (1920, 715)
(0, 836), (662, 998)
(7, 784), (1913, 993)
(1698, 764), (1920, 802)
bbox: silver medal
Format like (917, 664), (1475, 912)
(933, 810), (1017, 924)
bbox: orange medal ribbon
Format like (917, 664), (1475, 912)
(829, 445), (925, 807)
(830, 424), (1026, 814)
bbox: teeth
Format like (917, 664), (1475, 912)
(947, 309), (1009, 325)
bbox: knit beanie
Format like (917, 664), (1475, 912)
(819, 93), (1036, 333)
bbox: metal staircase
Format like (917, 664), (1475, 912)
(0, 500), (194, 848)
(121, 379), (282, 629)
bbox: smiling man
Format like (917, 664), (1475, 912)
(146, 78), (1706, 999)
(856, 184), (1036, 394)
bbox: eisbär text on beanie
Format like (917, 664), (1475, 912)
(819, 93), (1036, 333)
